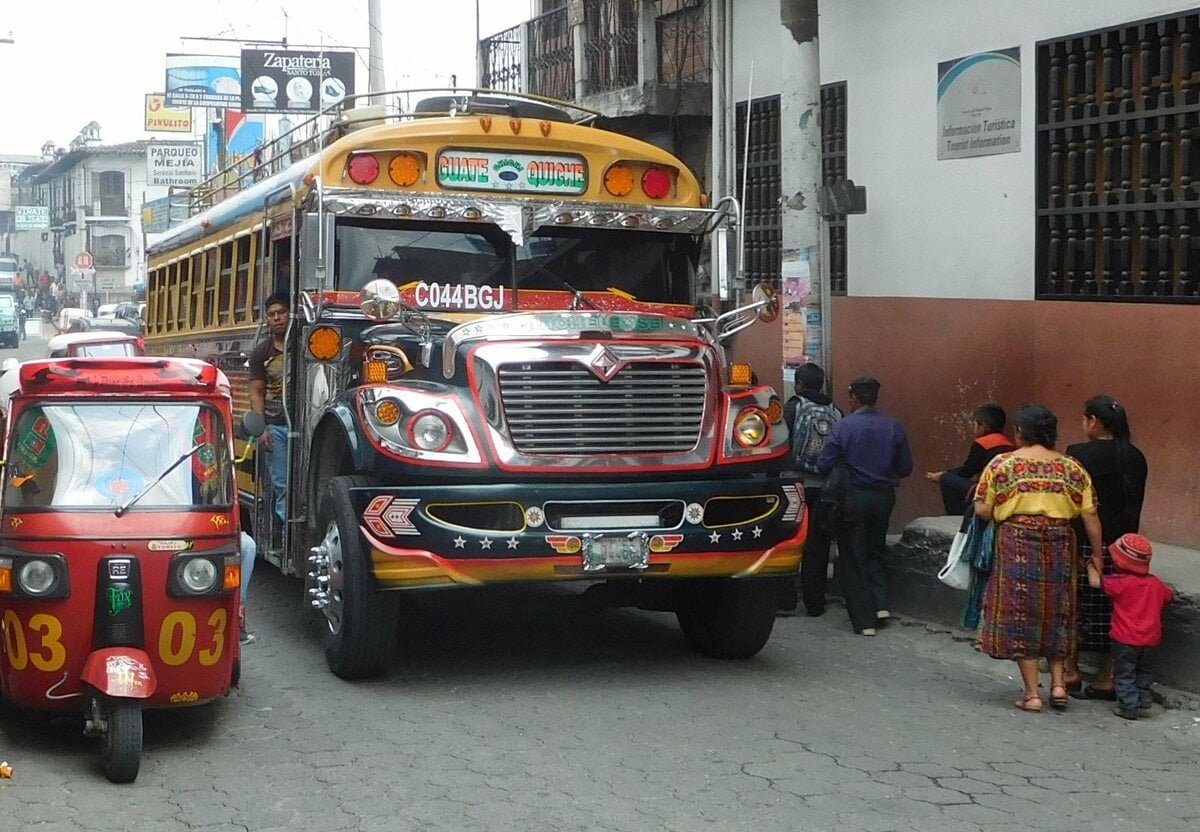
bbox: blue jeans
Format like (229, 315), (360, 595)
(266, 424), (288, 538)
(239, 531), (257, 601)
(1111, 641), (1155, 712)
(939, 471), (973, 516)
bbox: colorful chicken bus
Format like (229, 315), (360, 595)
(144, 91), (806, 679)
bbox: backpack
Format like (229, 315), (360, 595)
(792, 397), (842, 474)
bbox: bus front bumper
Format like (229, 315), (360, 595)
(345, 478), (807, 590)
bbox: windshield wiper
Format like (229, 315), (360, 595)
(114, 444), (202, 517)
(522, 268), (602, 311)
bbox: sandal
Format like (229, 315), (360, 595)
(1050, 685), (1069, 711)
(1015, 694), (1043, 712)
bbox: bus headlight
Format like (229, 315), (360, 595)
(409, 411), (452, 452)
(18, 560), (56, 595)
(733, 408), (768, 448)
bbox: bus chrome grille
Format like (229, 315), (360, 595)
(497, 361), (707, 454)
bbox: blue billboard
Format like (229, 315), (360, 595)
(165, 53), (242, 108)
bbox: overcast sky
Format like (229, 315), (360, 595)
(0, 0), (532, 155)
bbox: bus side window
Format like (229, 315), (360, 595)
(207, 244), (225, 326)
(236, 233), (255, 323)
(166, 262), (180, 333)
(273, 241), (292, 296)
(189, 252), (205, 329)
(230, 236), (249, 324)
(178, 257), (192, 332)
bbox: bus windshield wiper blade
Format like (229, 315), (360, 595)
(114, 444), (202, 517)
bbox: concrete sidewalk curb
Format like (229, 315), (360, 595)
(888, 516), (1200, 697)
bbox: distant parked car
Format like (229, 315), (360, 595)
(67, 315), (142, 337)
(97, 302), (119, 317)
(46, 331), (143, 358)
(55, 306), (92, 334)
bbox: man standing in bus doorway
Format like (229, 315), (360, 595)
(249, 293), (290, 550)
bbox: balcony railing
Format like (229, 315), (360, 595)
(480, 22), (523, 93)
(479, 0), (710, 107)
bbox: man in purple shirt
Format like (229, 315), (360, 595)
(817, 377), (913, 635)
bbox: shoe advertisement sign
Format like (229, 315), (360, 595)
(240, 49), (355, 114)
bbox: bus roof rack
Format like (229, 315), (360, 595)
(412, 94), (576, 124)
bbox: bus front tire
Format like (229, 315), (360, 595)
(675, 578), (778, 659)
(315, 475), (400, 680)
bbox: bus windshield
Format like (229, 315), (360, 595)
(335, 220), (699, 307)
(3, 403), (231, 511)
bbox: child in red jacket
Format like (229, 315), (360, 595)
(1086, 533), (1174, 720)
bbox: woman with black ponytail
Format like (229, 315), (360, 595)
(1066, 396), (1149, 700)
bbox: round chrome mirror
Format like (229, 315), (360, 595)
(359, 278), (401, 322)
(753, 281), (779, 323)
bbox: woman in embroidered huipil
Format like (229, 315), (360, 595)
(974, 404), (1103, 713)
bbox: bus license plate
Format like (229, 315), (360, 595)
(582, 534), (649, 571)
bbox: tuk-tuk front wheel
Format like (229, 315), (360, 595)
(312, 475), (400, 680)
(99, 697), (143, 784)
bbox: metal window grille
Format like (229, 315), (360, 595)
(584, 0), (639, 95)
(1037, 11), (1200, 302)
(528, 6), (575, 101)
(822, 82), (848, 296)
(736, 96), (782, 288)
(657, 0), (710, 85)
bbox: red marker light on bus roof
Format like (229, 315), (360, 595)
(641, 167), (671, 199)
(347, 153), (380, 185)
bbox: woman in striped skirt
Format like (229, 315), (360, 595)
(974, 404), (1104, 713)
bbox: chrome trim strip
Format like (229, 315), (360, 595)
(443, 311), (706, 379)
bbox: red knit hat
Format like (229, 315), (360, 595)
(1109, 533), (1153, 576)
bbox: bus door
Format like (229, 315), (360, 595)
(281, 209), (334, 576)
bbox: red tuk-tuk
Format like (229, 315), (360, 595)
(0, 357), (259, 782)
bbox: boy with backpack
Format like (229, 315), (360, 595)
(784, 363), (843, 616)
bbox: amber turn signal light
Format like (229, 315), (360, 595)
(729, 363), (753, 386)
(389, 153), (421, 186)
(223, 564), (241, 593)
(308, 326), (342, 361)
(604, 164), (634, 197)
(362, 360), (389, 384)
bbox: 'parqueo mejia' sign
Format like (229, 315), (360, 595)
(147, 142), (204, 187)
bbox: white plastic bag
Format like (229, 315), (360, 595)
(937, 531), (972, 590)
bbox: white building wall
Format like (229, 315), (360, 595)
(732, 0), (786, 100)
(819, 0), (1200, 300)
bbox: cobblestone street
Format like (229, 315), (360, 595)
(3, 566), (1198, 832)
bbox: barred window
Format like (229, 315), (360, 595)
(735, 95), (782, 288)
(1037, 12), (1200, 302)
(822, 82), (848, 296)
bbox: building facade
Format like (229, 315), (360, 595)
(8, 124), (189, 300)
(725, 0), (1200, 545)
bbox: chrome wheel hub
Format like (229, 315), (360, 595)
(308, 521), (345, 634)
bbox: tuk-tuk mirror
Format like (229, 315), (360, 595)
(359, 279), (401, 322)
(241, 410), (266, 439)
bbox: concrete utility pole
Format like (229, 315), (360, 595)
(368, 0), (386, 95)
(778, 0), (827, 369)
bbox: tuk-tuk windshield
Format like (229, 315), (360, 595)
(3, 403), (232, 511)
